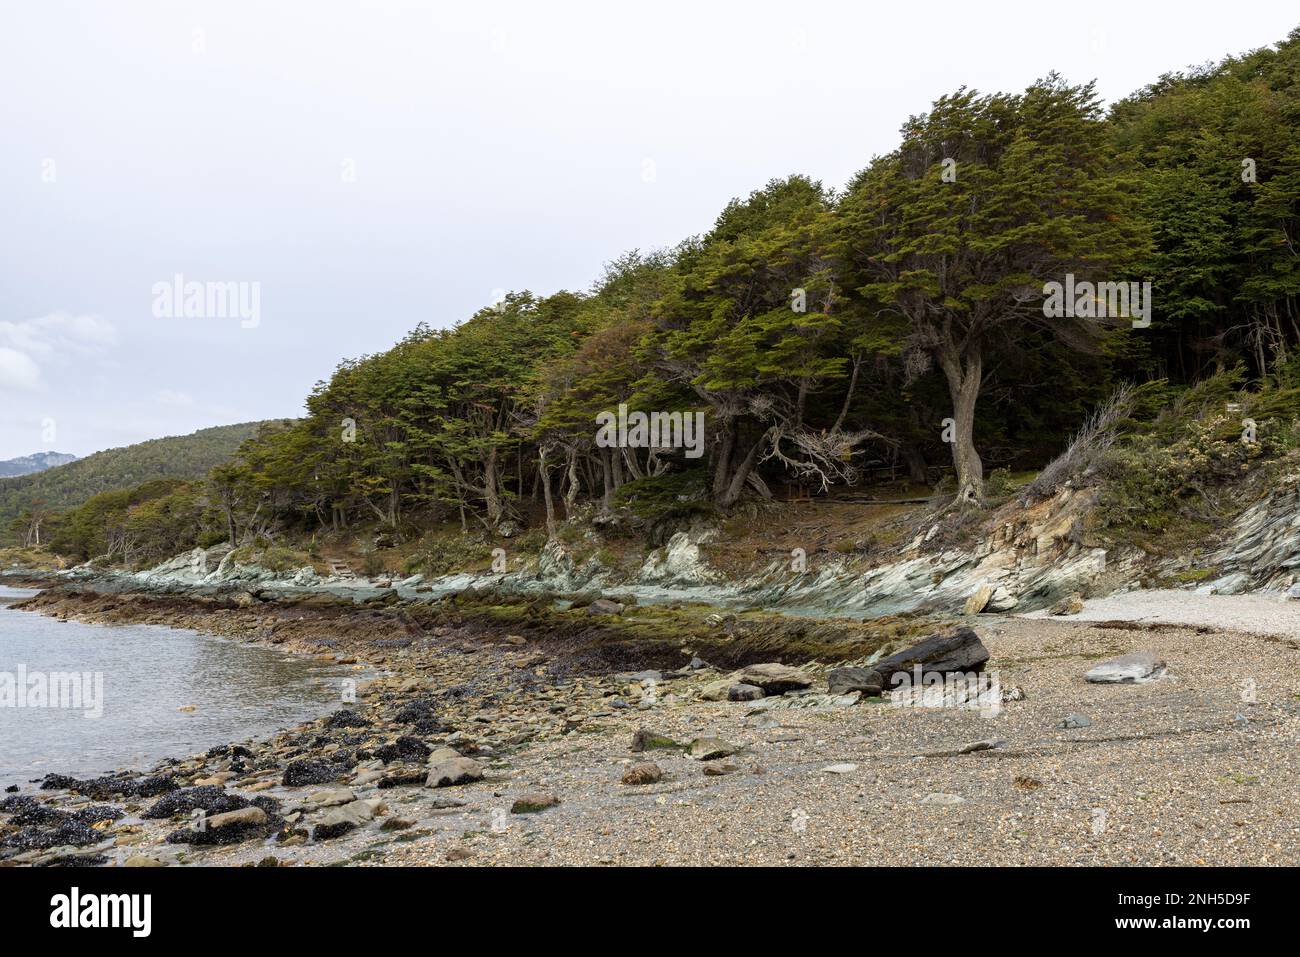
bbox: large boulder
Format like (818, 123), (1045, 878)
(735, 663), (813, 694)
(870, 627), (990, 685)
(1084, 652), (1166, 684)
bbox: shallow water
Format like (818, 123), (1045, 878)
(0, 586), (354, 783)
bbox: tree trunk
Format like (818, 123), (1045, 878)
(717, 429), (769, 508)
(538, 448), (557, 539)
(938, 346), (984, 506)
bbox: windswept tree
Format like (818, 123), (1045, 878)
(841, 77), (1150, 504)
(647, 176), (873, 505)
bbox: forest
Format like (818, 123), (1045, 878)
(14, 28), (1300, 566)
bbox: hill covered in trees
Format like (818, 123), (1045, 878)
(0, 452), (78, 478)
(17, 27), (1300, 569)
(1, 422), (284, 548)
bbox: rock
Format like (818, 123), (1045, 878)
(1084, 651), (1166, 684)
(306, 788), (356, 808)
(313, 798), (382, 841)
(870, 626), (990, 686)
(446, 847), (473, 862)
(826, 666), (884, 696)
(621, 763), (663, 785)
(986, 586), (1019, 612)
(630, 729), (682, 753)
(283, 759), (345, 787)
(504, 634), (527, 645)
(374, 736), (431, 764)
(510, 792), (559, 814)
(699, 679), (733, 701)
(123, 855), (165, 867)
(920, 792), (965, 806)
(686, 737), (740, 761)
(1049, 593), (1085, 616)
(207, 806), (268, 831)
(1060, 712), (1093, 729)
(958, 738), (1003, 753)
(963, 585), (993, 615)
(381, 817), (415, 831)
(727, 683), (765, 702)
(735, 663), (813, 694)
(820, 763), (858, 774)
(586, 598), (625, 616)
(425, 757), (484, 788)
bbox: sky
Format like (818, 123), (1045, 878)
(1, 0), (1296, 460)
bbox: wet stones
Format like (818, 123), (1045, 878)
(324, 709), (371, 729)
(282, 758), (348, 787)
(373, 736), (431, 764)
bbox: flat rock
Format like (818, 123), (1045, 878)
(686, 737), (741, 761)
(425, 757), (484, 788)
(1084, 651), (1166, 684)
(820, 763), (858, 774)
(920, 792), (965, 806)
(735, 663), (813, 694)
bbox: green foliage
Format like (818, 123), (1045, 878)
(0, 423), (271, 545)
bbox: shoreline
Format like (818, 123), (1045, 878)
(2, 577), (1297, 866)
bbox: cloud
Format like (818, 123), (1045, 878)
(0, 312), (117, 392)
(0, 348), (42, 391)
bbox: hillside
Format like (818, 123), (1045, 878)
(0, 422), (285, 542)
(0, 451), (78, 478)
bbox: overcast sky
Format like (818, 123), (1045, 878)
(1, 1), (1296, 460)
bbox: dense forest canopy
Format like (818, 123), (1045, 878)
(15, 27), (1300, 563)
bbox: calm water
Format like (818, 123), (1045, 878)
(0, 585), (353, 784)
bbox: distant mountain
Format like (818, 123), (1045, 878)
(0, 422), (288, 539)
(0, 451), (78, 478)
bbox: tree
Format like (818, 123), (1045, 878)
(841, 78), (1150, 504)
